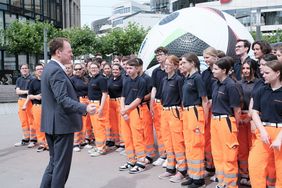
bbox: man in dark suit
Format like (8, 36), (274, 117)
(40, 37), (96, 188)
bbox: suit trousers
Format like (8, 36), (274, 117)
(40, 133), (74, 188)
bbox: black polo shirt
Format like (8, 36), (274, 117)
(253, 84), (282, 123)
(212, 77), (241, 116)
(238, 78), (258, 110)
(202, 67), (217, 100)
(233, 56), (256, 81)
(182, 72), (207, 107)
(151, 66), (167, 100)
(88, 74), (108, 101)
(28, 78), (41, 105)
(161, 73), (183, 107)
(71, 75), (88, 97)
(251, 78), (265, 98)
(108, 75), (123, 98)
(122, 76), (146, 105)
(140, 73), (153, 96)
(15, 74), (34, 98)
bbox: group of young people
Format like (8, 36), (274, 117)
(14, 39), (282, 188)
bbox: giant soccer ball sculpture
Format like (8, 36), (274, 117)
(138, 7), (254, 72)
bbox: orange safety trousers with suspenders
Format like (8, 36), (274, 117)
(211, 116), (239, 188)
(182, 106), (205, 179)
(120, 113), (136, 165)
(205, 110), (215, 170)
(32, 104), (46, 146)
(152, 100), (166, 158)
(18, 98), (35, 140)
(89, 100), (108, 151)
(74, 97), (92, 145)
(249, 126), (279, 188)
(139, 104), (155, 160)
(109, 98), (123, 145)
(161, 107), (187, 173)
(237, 112), (252, 179)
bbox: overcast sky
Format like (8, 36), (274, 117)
(80, 0), (150, 27)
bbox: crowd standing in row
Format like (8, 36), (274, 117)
(14, 39), (282, 188)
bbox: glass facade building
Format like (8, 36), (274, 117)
(0, 0), (80, 84)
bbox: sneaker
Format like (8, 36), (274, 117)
(73, 146), (81, 152)
(128, 164), (145, 174)
(119, 163), (135, 171)
(90, 149), (106, 157)
(37, 146), (47, 152)
(159, 171), (175, 179)
(115, 147), (125, 152)
(181, 177), (193, 186)
(210, 174), (218, 182)
(14, 139), (29, 147)
(188, 179), (206, 188)
(153, 157), (166, 166)
(162, 159), (168, 168)
(169, 172), (185, 183)
(240, 178), (251, 186)
(215, 184), (226, 188)
(27, 142), (36, 148)
(88, 147), (98, 154)
(84, 144), (93, 149)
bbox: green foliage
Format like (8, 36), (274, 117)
(3, 20), (58, 55)
(3, 20), (148, 58)
(97, 23), (148, 56)
(250, 30), (282, 43)
(59, 26), (97, 57)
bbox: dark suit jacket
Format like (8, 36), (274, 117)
(41, 60), (87, 134)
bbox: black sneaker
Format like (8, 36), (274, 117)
(106, 140), (115, 147)
(188, 179), (206, 188)
(181, 177), (193, 186)
(37, 146), (47, 152)
(119, 162), (135, 171)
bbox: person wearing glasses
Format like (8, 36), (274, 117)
(71, 63), (92, 152)
(233, 39), (256, 81)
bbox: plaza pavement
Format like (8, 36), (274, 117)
(0, 103), (227, 188)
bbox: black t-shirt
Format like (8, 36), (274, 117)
(88, 74), (108, 100)
(71, 75), (88, 97)
(122, 76), (146, 105)
(16, 74), (34, 98)
(202, 67), (217, 100)
(28, 78), (41, 104)
(151, 66), (167, 100)
(108, 75), (123, 98)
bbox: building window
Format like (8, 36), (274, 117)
(4, 51), (16, 70)
(113, 19), (123, 27)
(5, 13), (17, 28)
(0, 0), (8, 4)
(34, 0), (41, 14)
(11, 0), (22, 7)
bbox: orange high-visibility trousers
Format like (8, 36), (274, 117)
(89, 101), (108, 151)
(237, 113), (252, 179)
(248, 126), (280, 188)
(139, 104), (156, 159)
(211, 116), (239, 188)
(18, 98), (34, 140)
(183, 106), (205, 179)
(205, 110), (214, 170)
(109, 98), (122, 145)
(120, 113), (136, 164)
(32, 104), (46, 146)
(74, 97), (92, 145)
(104, 96), (112, 142)
(129, 108), (147, 163)
(152, 100), (166, 158)
(161, 108), (187, 174)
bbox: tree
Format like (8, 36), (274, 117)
(98, 23), (148, 56)
(3, 20), (59, 56)
(59, 26), (97, 57)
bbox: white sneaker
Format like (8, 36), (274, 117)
(73, 146), (81, 152)
(210, 174), (218, 182)
(158, 171), (174, 179)
(169, 172), (185, 183)
(90, 149), (106, 157)
(128, 165), (145, 174)
(153, 157), (166, 166)
(27, 142), (36, 148)
(84, 144), (93, 149)
(115, 147), (125, 152)
(162, 159), (168, 168)
(88, 147), (98, 154)
(14, 140), (29, 147)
